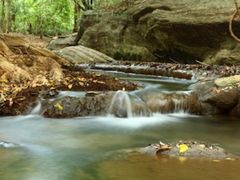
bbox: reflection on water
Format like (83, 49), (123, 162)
(0, 114), (239, 180)
(94, 153), (240, 180)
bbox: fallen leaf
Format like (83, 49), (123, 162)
(179, 144), (189, 153)
(68, 84), (73, 89)
(54, 103), (64, 110)
(79, 82), (84, 86)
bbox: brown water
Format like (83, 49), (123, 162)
(0, 74), (239, 180)
(95, 154), (240, 180)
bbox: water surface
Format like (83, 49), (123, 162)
(0, 73), (239, 180)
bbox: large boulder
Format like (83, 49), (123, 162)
(77, 0), (240, 64)
(192, 77), (240, 114)
(48, 35), (115, 64)
(53, 45), (114, 64)
(47, 34), (77, 51)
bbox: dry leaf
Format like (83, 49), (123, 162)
(68, 84), (73, 89)
(54, 102), (64, 110)
(179, 144), (189, 153)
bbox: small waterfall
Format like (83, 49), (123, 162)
(172, 92), (192, 113)
(31, 101), (42, 114)
(108, 90), (133, 118)
(173, 97), (187, 113)
(130, 94), (152, 117)
(145, 92), (193, 114)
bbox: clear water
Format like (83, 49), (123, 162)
(0, 73), (239, 180)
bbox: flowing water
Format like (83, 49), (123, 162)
(0, 73), (240, 180)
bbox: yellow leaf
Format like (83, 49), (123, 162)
(79, 82), (84, 86)
(68, 84), (73, 89)
(54, 103), (64, 110)
(179, 144), (189, 153)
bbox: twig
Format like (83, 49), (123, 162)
(234, 0), (240, 17)
(195, 60), (210, 66)
(229, 0), (240, 42)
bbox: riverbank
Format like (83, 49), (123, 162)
(0, 34), (136, 116)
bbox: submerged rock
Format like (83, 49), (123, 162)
(0, 140), (17, 148)
(141, 141), (236, 160)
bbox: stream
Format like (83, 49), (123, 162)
(0, 72), (240, 180)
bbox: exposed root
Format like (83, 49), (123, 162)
(229, 0), (240, 42)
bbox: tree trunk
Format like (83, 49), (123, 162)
(1, 0), (6, 32)
(1, 0), (12, 33)
(72, 2), (81, 32)
(7, 0), (12, 33)
(39, 16), (43, 39)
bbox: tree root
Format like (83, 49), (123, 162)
(229, 0), (240, 42)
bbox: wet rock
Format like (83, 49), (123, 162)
(214, 75), (240, 87)
(87, 63), (193, 80)
(108, 91), (152, 117)
(141, 141), (235, 160)
(81, 61), (240, 81)
(43, 94), (112, 118)
(143, 92), (201, 114)
(0, 140), (17, 148)
(43, 91), (152, 118)
(230, 102), (240, 116)
(131, 99), (152, 117)
(193, 81), (239, 113)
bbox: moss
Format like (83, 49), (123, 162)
(112, 44), (154, 60)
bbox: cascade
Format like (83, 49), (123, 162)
(31, 101), (42, 114)
(108, 90), (133, 118)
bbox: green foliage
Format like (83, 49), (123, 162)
(13, 0), (74, 35)
(0, 0), (129, 36)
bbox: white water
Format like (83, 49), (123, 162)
(108, 90), (133, 117)
(30, 101), (42, 114)
(92, 113), (182, 128)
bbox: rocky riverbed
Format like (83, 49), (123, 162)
(1, 60), (240, 118)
